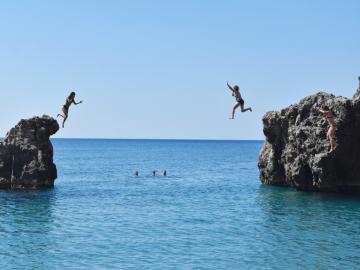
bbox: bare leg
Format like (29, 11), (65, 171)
(62, 109), (69, 128)
(57, 106), (66, 118)
(63, 115), (67, 128)
(328, 126), (336, 152)
(230, 103), (240, 119)
(240, 104), (252, 113)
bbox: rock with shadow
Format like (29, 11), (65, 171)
(0, 116), (59, 189)
(259, 84), (360, 192)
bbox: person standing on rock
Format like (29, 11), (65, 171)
(319, 106), (336, 152)
(226, 82), (252, 119)
(57, 92), (83, 128)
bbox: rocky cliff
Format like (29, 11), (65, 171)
(259, 88), (360, 192)
(0, 116), (59, 189)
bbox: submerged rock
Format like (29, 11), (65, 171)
(259, 83), (360, 192)
(0, 116), (59, 189)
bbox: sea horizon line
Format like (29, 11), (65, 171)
(50, 137), (265, 142)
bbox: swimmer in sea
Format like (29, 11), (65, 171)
(57, 91), (83, 128)
(319, 105), (337, 152)
(226, 82), (252, 119)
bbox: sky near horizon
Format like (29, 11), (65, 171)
(0, 0), (359, 139)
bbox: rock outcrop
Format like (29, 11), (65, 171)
(259, 87), (360, 192)
(0, 116), (59, 189)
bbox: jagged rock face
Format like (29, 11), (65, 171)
(259, 91), (360, 192)
(0, 116), (59, 189)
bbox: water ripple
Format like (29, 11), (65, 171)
(0, 140), (359, 269)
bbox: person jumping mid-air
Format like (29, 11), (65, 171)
(319, 105), (336, 152)
(226, 82), (252, 119)
(57, 91), (83, 128)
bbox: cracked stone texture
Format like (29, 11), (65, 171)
(259, 88), (360, 192)
(0, 116), (59, 189)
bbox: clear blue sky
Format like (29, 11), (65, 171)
(0, 0), (359, 139)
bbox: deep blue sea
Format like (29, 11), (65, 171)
(0, 139), (359, 269)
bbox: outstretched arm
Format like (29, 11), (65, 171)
(73, 99), (83, 105)
(226, 82), (234, 92)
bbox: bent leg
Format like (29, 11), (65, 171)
(58, 107), (67, 119)
(240, 104), (252, 113)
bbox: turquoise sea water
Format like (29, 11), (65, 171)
(0, 139), (359, 269)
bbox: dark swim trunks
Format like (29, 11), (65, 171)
(236, 97), (245, 105)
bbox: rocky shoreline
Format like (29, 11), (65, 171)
(259, 86), (360, 192)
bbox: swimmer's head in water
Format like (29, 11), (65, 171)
(70, 92), (76, 98)
(233, 85), (239, 91)
(322, 105), (330, 111)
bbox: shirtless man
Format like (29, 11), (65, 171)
(319, 106), (336, 152)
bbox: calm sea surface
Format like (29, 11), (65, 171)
(0, 139), (359, 269)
